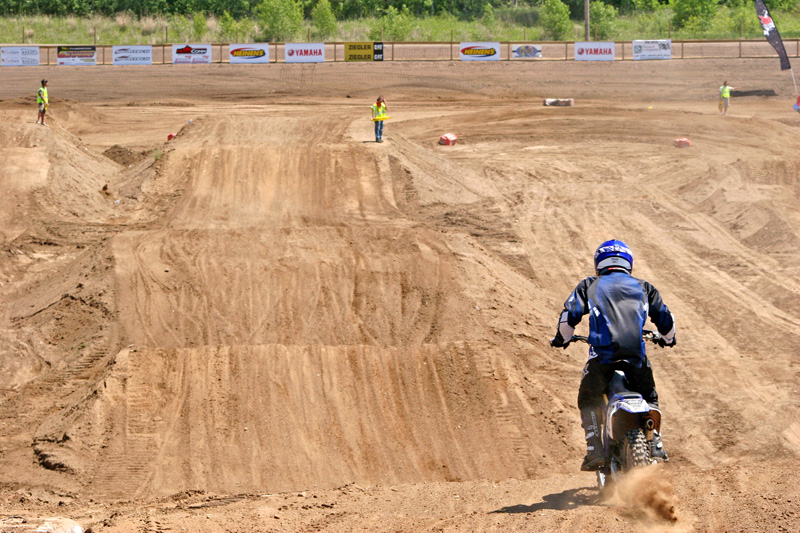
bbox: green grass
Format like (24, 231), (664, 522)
(1, 7), (799, 45)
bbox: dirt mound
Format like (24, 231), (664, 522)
(102, 144), (148, 166)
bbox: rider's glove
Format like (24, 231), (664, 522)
(657, 335), (676, 348)
(550, 333), (570, 349)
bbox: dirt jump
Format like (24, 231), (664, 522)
(0, 58), (798, 532)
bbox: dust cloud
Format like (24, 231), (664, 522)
(616, 463), (680, 524)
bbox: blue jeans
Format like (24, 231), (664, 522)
(375, 119), (384, 141)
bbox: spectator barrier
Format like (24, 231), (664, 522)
(2, 39), (799, 66)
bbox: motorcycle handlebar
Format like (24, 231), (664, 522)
(569, 329), (661, 345)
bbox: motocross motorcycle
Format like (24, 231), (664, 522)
(571, 330), (666, 493)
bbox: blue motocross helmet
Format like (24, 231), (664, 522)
(594, 239), (633, 273)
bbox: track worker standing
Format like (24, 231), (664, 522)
(36, 79), (49, 126)
(371, 95), (387, 143)
(550, 240), (676, 471)
(719, 81), (737, 115)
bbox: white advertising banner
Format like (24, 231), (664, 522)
(172, 44), (212, 64)
(284, 43), (325, 63)
(511, 44), (543, 59)
(460, 42), (501, 61)
(0, 46), (40, 66)
(575, 41), (615, 61)
(112, 45), (153, 65)
(229, 43), (270, 64)
(57, 45), (96, 65)
(632, 40), (672, 60)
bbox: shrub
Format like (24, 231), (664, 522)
(255, 0), (303, 42)
(370, 5), (413, 41)
(192, 12), (206, 39)
(671, 0), (718, 30)
(540, 0), (572, 41)
(590, 1), (618, 39)
(311, 0), (337, 40)
(219, 11), (238, 39)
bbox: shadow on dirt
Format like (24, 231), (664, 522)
(490, 487), (597, 514)
(730, 89), (777, 97)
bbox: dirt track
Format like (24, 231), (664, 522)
(0, 59), (799, 532)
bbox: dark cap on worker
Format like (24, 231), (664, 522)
(41, 79), (48, 85)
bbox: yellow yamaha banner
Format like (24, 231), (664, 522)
(344, 42), (384, 61)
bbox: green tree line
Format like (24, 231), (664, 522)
(0, 0), (518, 19)
(1, 1), (798, 20)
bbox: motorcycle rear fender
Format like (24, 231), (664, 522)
(606, 402), (662, 441)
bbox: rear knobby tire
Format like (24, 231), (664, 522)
(622, 428), (650, 471)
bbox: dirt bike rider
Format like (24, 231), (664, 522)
(550, 239), (676, 471)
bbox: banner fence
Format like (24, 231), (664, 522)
(2, 39), (800, 66)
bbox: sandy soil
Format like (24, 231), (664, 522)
(0, 58), (799, 532)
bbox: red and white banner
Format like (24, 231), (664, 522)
(112, 45), (153, 65)
(460, 42), (500, 61)
(575, 42), (615, 61)
(172, 44), (212, 64)
(229, 44), (270, 64)
(285, 43), (325, 63)
(57, 45), (96, 66)
(0, 46), (40, 66)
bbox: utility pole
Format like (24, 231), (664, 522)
(585, 0), (590, 41)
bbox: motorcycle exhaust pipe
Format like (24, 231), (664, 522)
(645, 418), (655, 430)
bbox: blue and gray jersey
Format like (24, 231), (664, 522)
(557, 271), (675, 366)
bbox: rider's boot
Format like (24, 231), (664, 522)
(580, 407), (605, 471)
(649, 430), (669, 462)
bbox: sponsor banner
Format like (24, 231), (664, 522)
(512, 44), (542, 59)
(112, 45), (153, 65)
(344, 42), (383, 61)
(57, 45), (96, 66)
(460, 42), (500, 61)
(0, 46), (40, 66)
(172, 44), (212, 64)
(229, 43), (270, 64)
(284, 43), (325, 63)
(632, 40), (671, 60)
(575, 41), (615, 61)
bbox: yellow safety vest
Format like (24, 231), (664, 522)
(371, 102), (386, 117)
(37, 87), (48, 104)
(719, 86), (731, 99)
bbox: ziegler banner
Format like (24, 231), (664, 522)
(632, 40), (671, 61)
(112, 45), (152, 65)
(229, 44), (270, 64)
(172, 44), (212, 64)
(460, 42), (500, 61)
(344, 42), (383, 61)
(284, 43), (325, 63)
(575, 41), (615, 61)
(0, 46), (40, 66)
(57, 45), (96, 66)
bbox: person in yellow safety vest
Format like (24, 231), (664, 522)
(719, 81), (737, 116)
(371, 95), (387, 143)
(36, 79), (49, 126)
